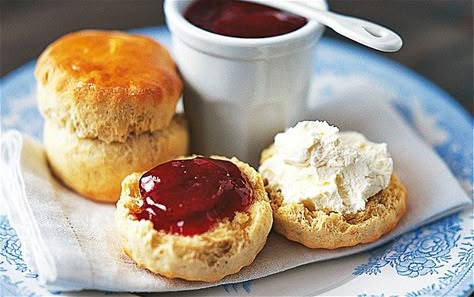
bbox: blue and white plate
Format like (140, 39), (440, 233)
(1, 26), (472, 297)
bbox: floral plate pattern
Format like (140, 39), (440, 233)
(0, 26), (472, 296)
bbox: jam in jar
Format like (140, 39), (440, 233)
(184, 0), (307, 38)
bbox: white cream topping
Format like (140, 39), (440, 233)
(259, 121), (393, 214)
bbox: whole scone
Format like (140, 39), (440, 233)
(259, 121), (407, 249)
(115, 156), (273, 282)
(35, 30), (188, 202)
(35, 30), (183, 143)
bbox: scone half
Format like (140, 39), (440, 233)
(115, 157), (273, 282)
(266, 174), (406, 249)
(35, 30), (183, 143)
(44, 114), (188, 203)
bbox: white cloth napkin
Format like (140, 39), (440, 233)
(0, 98), (471, 292)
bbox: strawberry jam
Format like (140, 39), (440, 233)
(136, 157), (253, 236)
(184, 0), (307, 38)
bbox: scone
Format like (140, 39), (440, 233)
(115, 156), (273, 282)
(259, 121), (407, 249)
(44, 114), (188, 201)
(34, 30), (188, 202)
(35, 30), (182, 143)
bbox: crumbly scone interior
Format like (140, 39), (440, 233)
(265, 174), (406, 249)
(261, 145), (406, 249)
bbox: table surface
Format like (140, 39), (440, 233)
(1, 0), (472, 115)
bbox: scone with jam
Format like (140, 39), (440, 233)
(115, 156), (272, 281)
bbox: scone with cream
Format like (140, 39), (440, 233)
(115, 156), (273, 282)
(259, 121), (406, 249)
(35, 30), (188, 202)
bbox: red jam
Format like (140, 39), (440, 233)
(184, 0), (307, 38)
(137, 157), (253, 236)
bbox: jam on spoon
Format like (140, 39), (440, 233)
(136, 157), (253, 236)
(184, 0), (307, 38)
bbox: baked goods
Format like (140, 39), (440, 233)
(115, 156), (272, 282)
(35, 30), (188, 202)
(44, 115), (188, 201)
(35, 30), (182, 143)
(263, 169), (406, 249)
(259, 121), (407, 249)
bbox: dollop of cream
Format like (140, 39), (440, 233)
(259, 121), (393, 214)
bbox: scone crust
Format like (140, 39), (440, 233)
(44, 115), (188, 203)
(115, 157), (273, 282)
(260, 147), (407, 249)
(35, 30), (182, 143)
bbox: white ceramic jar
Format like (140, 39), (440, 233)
(164, 0), (326, 166)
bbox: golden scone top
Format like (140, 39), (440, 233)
(35, 30), (182, 92)
(35, 30), (183, 143)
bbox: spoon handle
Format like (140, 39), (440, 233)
(307, 8), (403, 52)
(244, 0), (403, 52)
